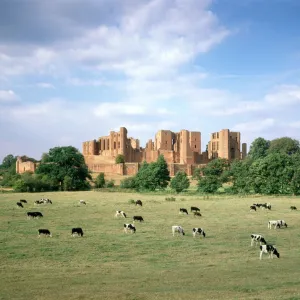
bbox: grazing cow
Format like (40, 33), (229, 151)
(79, 200), (86, 205)
(42, 198), (52, 204)
(253, 203), (262, 208)
(259, 244), (280, 260)
(268, 220), (280, 229)
(261, 203), (271, 210)
(133, 216), (144, 222)
(124, 223), (136, 233)
(16, 202), (24, 208)
(290, 206), (297, 211)
(179, 208), (188, 215)
(72, 227), (84, 237)
(172, 225), (185, 236)
(192, 228), (206, 238)
(193, 211), (202, 217)
(136, 200), (143, 207)
(191, 206), (200, 213)
(277, 220), (288, 228)
(38, 229), (52, 237)
(250, 234), (267, 246)
(34, 200), (43, 205)
(250, 205), (256, 211)
(115, 210), (127, 218)
(20, 199), (27, 203)
(27, 212), (43, 218)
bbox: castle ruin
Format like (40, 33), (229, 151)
(82, 127), (247, 176)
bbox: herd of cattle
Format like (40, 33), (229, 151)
(15, 197), (297, 260)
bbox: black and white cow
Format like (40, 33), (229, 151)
(42, 198), (52, 204)
(133, 216), (144, 222)
(268, 220), (280, 229)
(20, 199), (27, 203)
(136, 200), (143, 207)
(38, 229), (52, 237)
(277, 220), (288, 228)
(290, 206), (297, 211)
(115, 210), (127, 218)
(259, 244), (280, 260)
(191, 206), (200, 213)
(34, 200), (43, 205)
(124, 224), (136, 233)
(193, 211), (202, 217)
(72, 227), (84, 237)
(253, 203), (262, 208)
(16, 202), (24, 208)
(192, 228), (206, 238)
(179, 208), (188, 215)
(261, 203), (271, 210)
(172, 225), (185, 236)
(250, 205), (257, 211)
(79, 200), (86, 205)
(250, 234), (267, 246)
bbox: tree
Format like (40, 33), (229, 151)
(120, 177), (136, 189)
(268, 137), (300, 155)
(95, 173), (105, 188)
(1, 154), (16, 169)
(248, 138), (270, 160)
(170, 171), (190, 193)
(63, 175), (73, 191)
(197, 176), (222, 193)
(115, 154), (125, 164)
(134, 156), (170, 191)
(156, 155), (171, 189)
(35, 146), (91, 191)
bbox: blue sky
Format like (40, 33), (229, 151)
(1, 0), (300, 161)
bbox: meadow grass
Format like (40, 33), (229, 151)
(0, 191), (300, 300)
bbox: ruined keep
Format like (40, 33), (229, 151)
(82, 127), (247, 176)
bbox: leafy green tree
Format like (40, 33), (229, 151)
(115, 154), (125, 164)
(156, 155), (170, 188)
(63, 175), (73, 191)
(197, 176), (222, 193)
(120, 177), (136, 189)
(106, 179), (115, 188)
(248, 137), (270, 160)
(35, 146), (91, 191)
(13, 179), (27, 192)
(0, 154), (16, 169)
(268, 137), (300, 155)
(95, 173), (105, 188)
(170, 171), (190, 193)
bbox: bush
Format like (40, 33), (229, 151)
(165, 196), (176, 201)
(128, 199), (136, 204)
(120, 177), (136, 189)
(170, 171), (190, 193)
(95, 173), (105, 188)
(115, 154), (125, 164)
(106, 180), (115, 188)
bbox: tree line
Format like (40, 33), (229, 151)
(1, 136), (300, 195)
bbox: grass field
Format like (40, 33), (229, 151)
(0, 191), (300, 300)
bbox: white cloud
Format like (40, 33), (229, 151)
(232, 118), (275, 132)
(0, 90), (19, 103)
(37, 82), (55, 89)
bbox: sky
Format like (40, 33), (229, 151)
(1, 0), (300, 161)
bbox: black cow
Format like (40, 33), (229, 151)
(16, 202), (24, 208)
(290, 206), (297, 211)
(136, 200), (143, 206)
(250, 205), (256, 211)
(193, 211), (202, 217)
(20, 199), (27, 203)
(72, 227), (84, 237)
(179, 208), (188, 215)
(38, 229), (52, 237)
(27, 212), (43, 218)
(191, 206), (200, 213)
(133, 216), (144, 222)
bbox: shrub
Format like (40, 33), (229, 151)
(120, 177), (136, 189)
(128, 199), (136, 204)
(115, 154), (125, 164)
(165, 196), (176, 201)
(170, 171), (190, 193)
(95, 173), (105, 188)
(106, 180), (115, 188)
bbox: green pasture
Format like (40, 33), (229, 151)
(0, 192), (300, 300)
